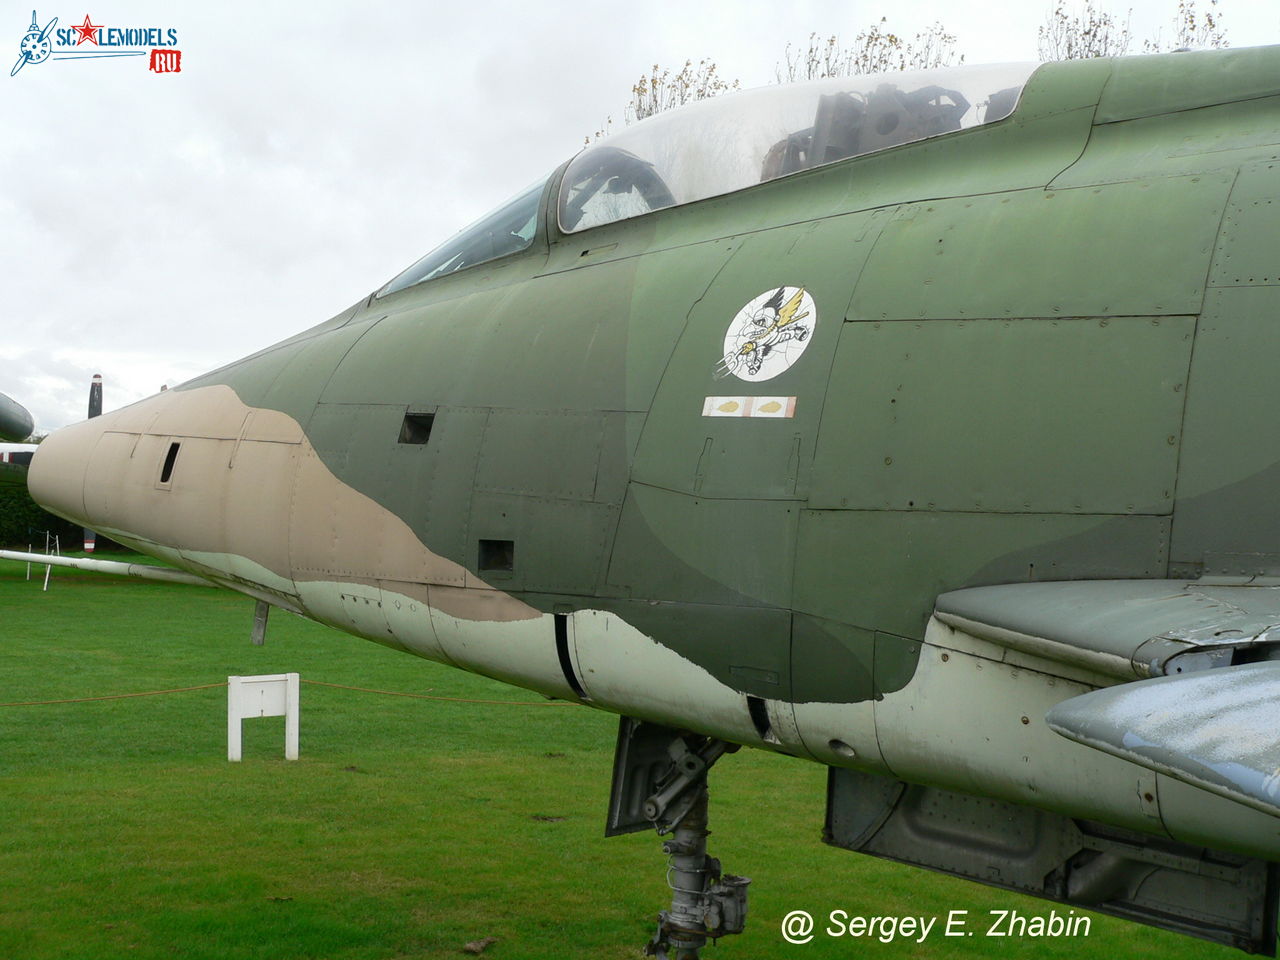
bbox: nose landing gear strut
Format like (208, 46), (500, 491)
(605, 718), (751, 959)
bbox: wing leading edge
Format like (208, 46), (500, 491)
(1047, 662), (1280, 818)
(936, 579), (1280, 817)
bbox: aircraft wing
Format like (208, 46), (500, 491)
(936, 579), (1280, 816)
(0, 549), (213, 586)
(935, 579), (1280, 680)
(1045, 663), (1280, 818)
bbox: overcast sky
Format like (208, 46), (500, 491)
(3, 0), (1278, 434)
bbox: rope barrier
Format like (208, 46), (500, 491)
(0, 679), (576, 708)
(300, 678), (575, 707)
(0, 682), (228, 708)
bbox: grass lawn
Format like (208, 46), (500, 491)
(0, 555), (1241, 959)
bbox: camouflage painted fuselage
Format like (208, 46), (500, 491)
(31, 48), (1280, 875)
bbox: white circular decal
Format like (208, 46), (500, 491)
(716, 286), (816, 382)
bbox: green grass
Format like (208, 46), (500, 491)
(0, 556), (1241, 959)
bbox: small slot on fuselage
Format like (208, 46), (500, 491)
(747, 694), (774, 742)
(159, 441), (180, 484)
(399, 412), (434, 445)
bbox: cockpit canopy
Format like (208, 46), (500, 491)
(560, 62), (1037, 233)
(381, 62), (1038, 295)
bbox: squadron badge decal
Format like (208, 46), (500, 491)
(715, 286), (816, 382)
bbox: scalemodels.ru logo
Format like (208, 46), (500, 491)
(10, 9), (182, 77)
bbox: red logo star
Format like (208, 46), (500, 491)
(72, 14), (102, 45)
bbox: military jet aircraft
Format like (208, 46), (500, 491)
(23, 44), (1280, 958)
(0, 390), (33, 444)
(0, 391), (35, 487)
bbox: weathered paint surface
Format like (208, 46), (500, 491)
(33, 384), (543, 629)
(936, 579), (1280, 679)
(27, 47), (1280, 882)
(1047, 662), (1280, 820)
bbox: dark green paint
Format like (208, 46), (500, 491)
(175, 48), (1280, 706)
(811, 316), (1192, 514)
(1052, 96), (1280, 187)
(584, 597), (792, 702)
(606, 484), (795, 609)
(794, 510), (1170, 640)
(1095, 45), (1280, 123)
(850, 176), (1229, 321)
(873, 632), (921, 697)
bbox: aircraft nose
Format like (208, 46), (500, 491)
(28, 412), (103, 528)
(29, 386), (199, 542)
(28, 386), (239, 553)
(0, 391), (34, 442)
(27, 383), (309, 567)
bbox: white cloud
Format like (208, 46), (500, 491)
(3, 0), (1277, 431)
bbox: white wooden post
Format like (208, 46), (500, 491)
(227, 679), (241, 761)
(227, 672), (300, 761)
(284, 673), (299, 760)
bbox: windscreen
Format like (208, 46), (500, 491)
(381, 176), (547, 296)
(559, 63), (1038, 233)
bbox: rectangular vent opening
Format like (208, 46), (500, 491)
(399, 412), (435, 445)
(747, 694), (775, 742)
(478, 539), (514, 573)
(160, 442), (180, 484)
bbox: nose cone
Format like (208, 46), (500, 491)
(28, 387), (228, 545)
(0, 391), (34, 442)
(28, 413), (106, 526)
(28, 384), (309, 566)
